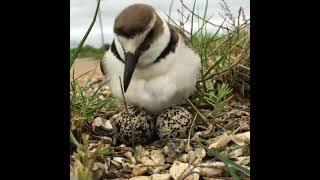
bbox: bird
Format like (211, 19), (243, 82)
(100, 3), (201, 114)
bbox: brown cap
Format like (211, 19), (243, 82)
(114, 4), (155, 38)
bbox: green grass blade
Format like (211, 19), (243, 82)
(190, 0), (197, 45)
(70, 0), (101, 68)
(207, 148), (250, 176)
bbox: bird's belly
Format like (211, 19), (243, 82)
(106, 42), (201, 114)
(123, 74), (196, 114)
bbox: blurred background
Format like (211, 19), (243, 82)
(70, 0), (249, 58)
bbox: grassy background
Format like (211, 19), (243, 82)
(70, 44), (110, 60)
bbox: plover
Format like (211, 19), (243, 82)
(100, 3), (201, 114)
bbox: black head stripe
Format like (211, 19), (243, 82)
(111, 40), (124, 63)
(135, 27), (155, 55)
(153, 25), (179, 63)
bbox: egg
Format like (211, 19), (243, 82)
(156, 106), (193, 139)
(114, 106), (155, 145)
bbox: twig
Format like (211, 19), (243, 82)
(177, 9), (190, 25)
(187, 112), (198, 151)
(238, 64), (250, 71)
(89, 77), (105, 86)
(151, 138), (187, 147)
(110, 146), (134, 152)
(187, 99), (215, 136)
(119, 76), (135, 148)
(179, 171), (201, 180)
(165, 12), (191, 36)
(205, 20), (250, 44)
(224, 117), (241, 129)
(201, 33), (249, 80)
(202, 36), (250, 82)
(167, 0), (174, 23)
(203, 54), (249, 81)
(178, 154), (199, 180)
(232, 123), (246, 134)
(187, 99), (209, 123)
(179, 0), (230, 31)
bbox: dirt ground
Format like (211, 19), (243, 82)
(70, 58), (103, 83)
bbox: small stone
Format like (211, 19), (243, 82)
(151, 165), (170, 174)
(194, 148), (206, 164)
(185, 173), (200, 180)
(188, 151), (196, 164)
(113, 157), (127, 168)
(163, 146), (170, 155)
(187, 148), (206, 165)
(124, 151), (137, 164)
(200, 161), (225, 168)
(229, 147), (245, 157)
(151, 173), (171, 180)
(169, 161), (193, 180)
(180, 154), (189, 163)
(132, 165), (148, 176)
(199, 167), (223, 177)
(105, 120), (113, 130)
(129, 176), (152, 180)
(92, 117), (115, 136)
(93, 117), (103, 126)
(233, 156), (250, 166)
(150, 150), (165, 165)
(141, 156), (156, 166)
(110, 160), (122, 169)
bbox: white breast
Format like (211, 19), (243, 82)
(102, 34), (201, 114)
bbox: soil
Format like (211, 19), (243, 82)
(70, 58), (103, 84)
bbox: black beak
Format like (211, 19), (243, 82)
(123, 52), (139, 92)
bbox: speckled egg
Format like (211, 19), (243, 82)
(156, 106), (193, 139)
(114, 106), (155, 145)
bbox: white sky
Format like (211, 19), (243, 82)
(70, 0), (250, 48)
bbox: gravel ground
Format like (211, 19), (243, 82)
(70, 58), (250, 179)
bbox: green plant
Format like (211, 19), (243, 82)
(174, 0), (249, 101)
(71, 134), (110, 180)
(194, 139), (250, 179)
(70, 0), (102, 67)
(204, 83), (232, 117)
(70, 45), (107, 60)
(70, 0), (100, 143)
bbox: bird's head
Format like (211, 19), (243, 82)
(113, 3), (168, 92)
